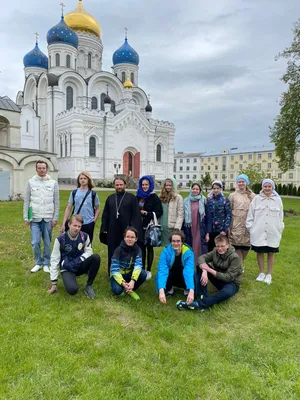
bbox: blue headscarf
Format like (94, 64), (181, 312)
(236, 174), (250, 185)
(136, 175), (155, 199)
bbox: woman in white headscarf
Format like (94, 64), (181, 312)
(246, 179), (284, 285)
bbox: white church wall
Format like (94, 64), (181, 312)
(20, 106), (40, 149)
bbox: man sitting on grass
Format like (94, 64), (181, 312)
(177, 234), (242, 311)
(48, 214), (100, 298)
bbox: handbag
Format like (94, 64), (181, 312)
(144, 212), (162, 247)
(65, 190), (91, 231)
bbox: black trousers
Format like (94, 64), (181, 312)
(207, 232), (221, 252)
(61, 254), (100, 295)
(140, 243), (154, 271)
(81, 221), (95, 243)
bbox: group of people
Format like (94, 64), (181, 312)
(23, 161), (284, 310)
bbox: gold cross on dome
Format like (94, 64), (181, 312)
(60, 2), (65, 14)
(124, 27), (128, 38)
(35, 32), (39, 42)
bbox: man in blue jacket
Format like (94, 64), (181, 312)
(156, 230), (195, 305)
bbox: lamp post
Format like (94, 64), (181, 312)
(114, 162), (121, 175)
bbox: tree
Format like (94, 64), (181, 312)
(201, 173), (212, 191)
(270, 19), (300, 172)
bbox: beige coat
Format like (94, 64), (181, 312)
(168, 194), (184, 229)
(229, 189), (255, 246)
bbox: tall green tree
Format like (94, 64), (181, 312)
(201, 172), (212, 189)
(270, 19), (300, 172)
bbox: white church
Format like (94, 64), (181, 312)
(16, 0), (175, 183)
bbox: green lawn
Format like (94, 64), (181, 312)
(0, 192), (299, 399)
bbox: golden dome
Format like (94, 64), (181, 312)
(65, 0), (101, 38)
(123, 78), (133, 89)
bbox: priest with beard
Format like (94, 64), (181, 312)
(100, 177), (143, 274)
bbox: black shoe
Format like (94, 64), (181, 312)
(85, 285), (96, 298)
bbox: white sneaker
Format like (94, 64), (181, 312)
(43, 265), (50, 273)
(166, 287), (174, 296)
(264, 274), (272, 285)
(256, 273), (266, 282)
(31, 264), (42, 273)
(146, 271), (152, 280)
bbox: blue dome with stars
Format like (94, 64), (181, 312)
(23, 42), (48, 69)
(47, 16), (78, 48)
(113, 37), (139, 66)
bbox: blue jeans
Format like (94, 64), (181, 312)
(30, 220), (52, 266)
(196, 269), (239, 309)
(110, 269), (147, 295)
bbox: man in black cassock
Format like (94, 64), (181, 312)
(100, 177), (142, 274)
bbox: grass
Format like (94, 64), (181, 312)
(0, 191), (300, 399)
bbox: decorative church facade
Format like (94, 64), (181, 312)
(16, 0), (175, 183)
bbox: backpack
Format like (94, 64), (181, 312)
(70, 189), (97, 214)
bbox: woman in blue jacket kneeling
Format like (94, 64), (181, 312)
(156, 230), (195, 305)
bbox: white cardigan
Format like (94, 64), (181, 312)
(246, 192), (284, 248)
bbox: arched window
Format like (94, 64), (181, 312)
(121, 71), (125, 83)
(100, 93), (105, 111)
(111, 100), (116, 113)
(131, 72), (134, 85)
(91, 96), (98, 110)
(60, 138), (63, 157)
(65, 136), (68, 157)
(66, 86), (73, 110)
(70, 134), (72, 156)
(88, 53), (92, 68)
(55, 53), (60, 66)
(89, 136), (96, 157)
(66, 55), (71, 68)
(156, 144), (162, 162)
(49, 55), (51, 67)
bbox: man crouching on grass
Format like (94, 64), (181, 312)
(48, 214), (100, 298)
(177, 234), (242, 311)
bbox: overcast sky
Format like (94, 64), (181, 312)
(0, 0), (299, 153)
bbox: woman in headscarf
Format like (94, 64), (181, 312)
(159, 177), (184, 247)
(229, 174), (255, 267)
(207, 180), (231, 252)
(246, 179), (284, 285)
(136, 176), (163, 280)
(183, 183), (211, 261)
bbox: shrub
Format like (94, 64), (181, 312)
(282, 184), (288, 195)
(95, 179), (114, 188)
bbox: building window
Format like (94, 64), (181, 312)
(239, 164), (243, 170)
(121, 71), (125, 83)
(201, 166), (203, 170)
(240, 155), (243, 160)
(230, 164), (234, 169)
(257, 153), (261, 160)
(231, 156), (234, 161)
(26, 120), (29, 134)
(91, 96), (98, 110)
(215, 157), (218, 162)
(179, 166), (183, 171)
(248, 154), (252, 160)
(192, 174), (196, 179)
(60, 138), (63, 158)
(66, 54), (71, 68)
(187, 159), (190, 163)
(222, 174), (226, 179)
(258, 163), (261, 169)
(100, 93), (106, 111)
(131, 72), (134, 85)
(193, 158), (197, 163)
(278, 173), (282, 179)
(208, 166), (210, 171)
(55, 53), (60, 66)
(88, 53), (92, 68)
(289, 173), (293, 179)
(70, 134), (72, 156)
(208, 157), (211, 162)
(267, 163), (271, 169)
(65, 136), (67, 157)
(214, 174), (218, 179)
(186, 166), (190, 171)
(186, 174), (190, 179)
(111, 100), (116, 113)
(49, 55), (51, 67)
(230, 174), (233, 179)
(268, 153), (272, 159)
(230, 183), (234, 189)
(156, 144), (162, 162)
(180, 159), (183, 163)
(180, 175), (183, 179)
(193, 166), (197, 171)
(89, 136), (96, 157)
(215, 165), (218, 170)
(66, 86), (73, 110)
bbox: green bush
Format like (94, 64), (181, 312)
(96, 179), (114, 188)
(287, 184), (293, 196)
(292, 186), (297, 196)
(282, 184), (288, 195)
(297, 186), (300, 197)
